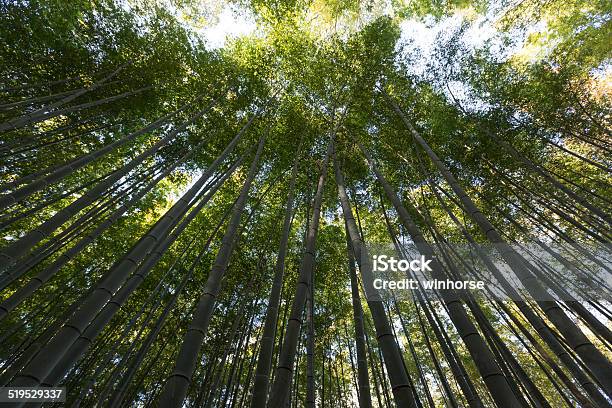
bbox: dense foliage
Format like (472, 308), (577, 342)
(0, 0), (610, 406)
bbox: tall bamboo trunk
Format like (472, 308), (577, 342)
(427, 178), (608, 406)
(355, 139), (521, 407)
(251, 140), (301, 407)
(305, 274), (316, 408)
(1, 85), (153, 134)
(0, 62), (129, 132)
(266, 137), (333, 407)
(107, 201), (232, 407)
(0, 96), (245, 271)
(0, 95), (204, 209)
(345, 224), (373, 408)
(156, 135), (265, 407)
(382, 89), (612, 398)
(0, 138), (211, 319)
(38, 155), (243, 388)
(333, 142), (418, 408)
(8, 121), (252, 393)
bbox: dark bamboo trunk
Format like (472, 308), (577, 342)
(156, 135), (265, 407)
(251, 140), (301, 407)
(334, 142), (418, 408)
(266, 137), (333, 408)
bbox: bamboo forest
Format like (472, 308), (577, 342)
(0, 0), (610, 406)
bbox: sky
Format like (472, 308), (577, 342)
(197, 4), (257, 49)
(190, 2), (500, 54)
(166, 0), (560, 113)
